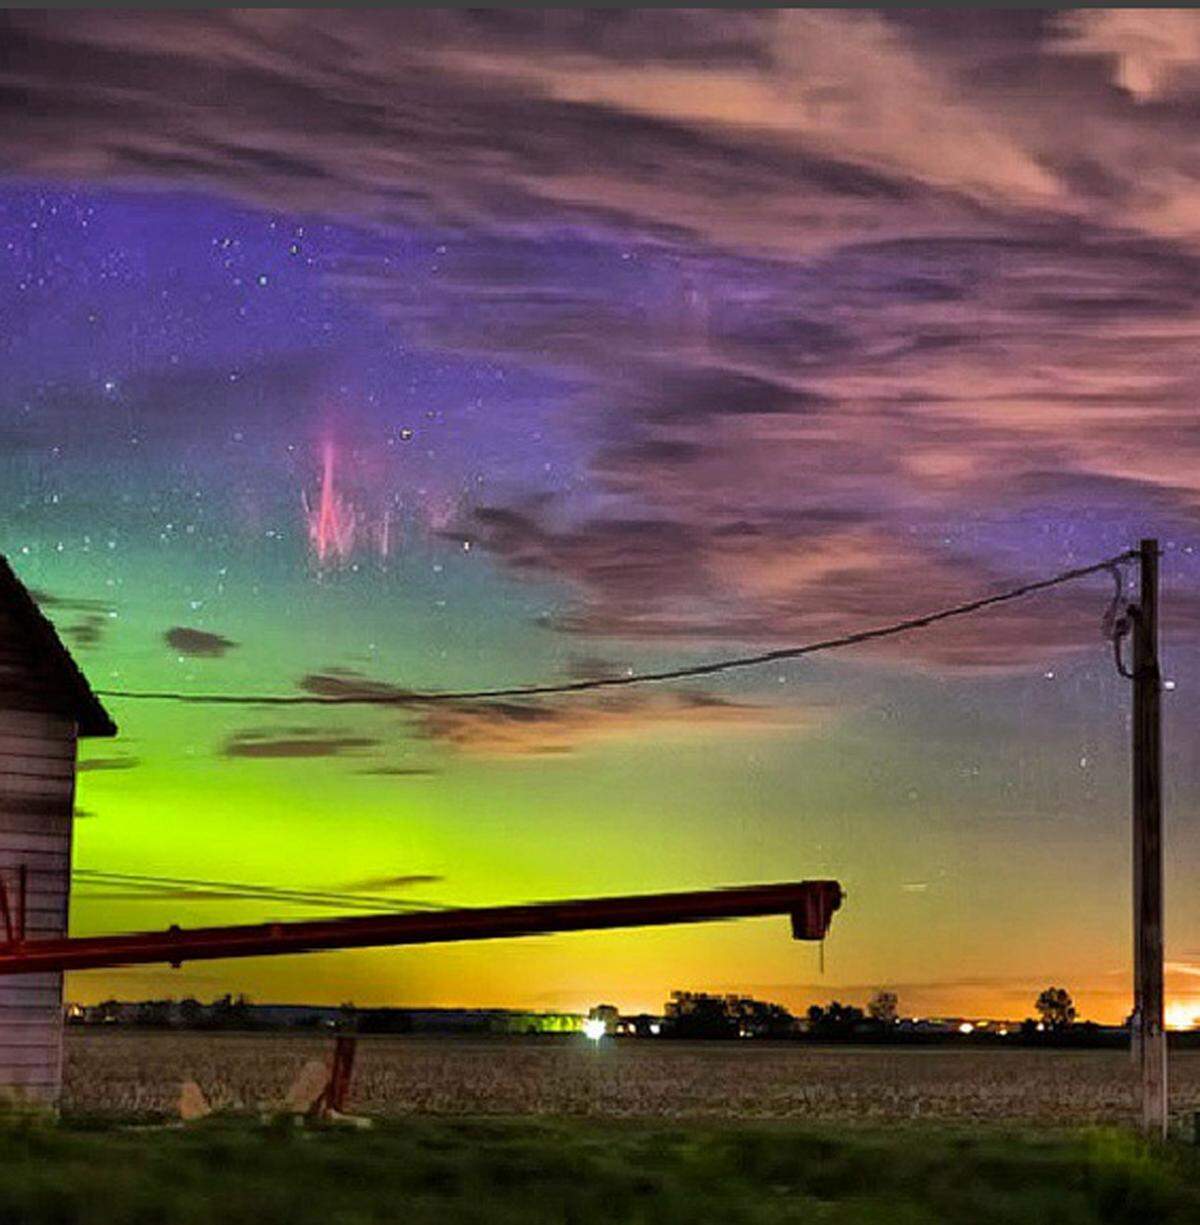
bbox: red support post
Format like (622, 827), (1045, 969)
(323, 1035), (357, 1115)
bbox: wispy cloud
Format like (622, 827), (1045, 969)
(339, 874), (444, 892)
(6, 11), (1200, 668)
(356, 766), (439, 778)
(221, 729), (379, 760)
(77, 755), (140, 773)
(299, 670), (820, 758)
(30, 588), (116, 652)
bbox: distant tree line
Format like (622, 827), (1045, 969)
(82, 994), (265, 1030)
(71, 982), (1196, 1049)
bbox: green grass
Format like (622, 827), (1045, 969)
(0, 1116), (1195, 1224)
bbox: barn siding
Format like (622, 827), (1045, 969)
(0, 707), (75, 1107)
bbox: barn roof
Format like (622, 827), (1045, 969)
(0, 555), (117, 738)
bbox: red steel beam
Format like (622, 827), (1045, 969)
(0, 880), (842, 975)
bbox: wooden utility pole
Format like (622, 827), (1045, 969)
(1132, 537), (1166, 1138)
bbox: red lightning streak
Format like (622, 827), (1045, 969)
(303, 440), (357, 564)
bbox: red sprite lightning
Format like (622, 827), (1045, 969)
(303, 440), (357, 564)
(302, 439), (399, 566)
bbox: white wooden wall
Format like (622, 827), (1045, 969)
(0, 707), (75, 1106)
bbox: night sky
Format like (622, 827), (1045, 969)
(3, 10), (1200, 1023)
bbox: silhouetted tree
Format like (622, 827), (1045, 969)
(663, 991), (793, 1039)
(731, 998), (794, 1038)
(135, 999), (172, 1028)
(806, 1000), (865, 1038)
(178, 997), (205, 1029)
(664, 994), (738, 1039)
(868, 991), (899, 1025)
(1035, 987), (1076, 1031)
(210, 992), (255, 1030)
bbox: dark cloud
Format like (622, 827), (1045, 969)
(221, 730), (379, 759)
(60, 613), (107, 651)
(340, 874), (444, 891)
(165, 626), (239, 658)
(27, 588), (112, 614)
(299, 673), (419, 705)
(28, 589), (115, 652)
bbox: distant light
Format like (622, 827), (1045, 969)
(1165, 1001), (1200, 1031)
(958, 1022), (974, 1035)
(583, 1018), (606, 1042)
(649, 1023), (661, 1036)
(1165, 680), (1177, 692)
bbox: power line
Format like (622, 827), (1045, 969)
(68, 869), (455, 913)
(96, 549), (1138, 708)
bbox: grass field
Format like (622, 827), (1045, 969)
(49, 1035), (1200, 1222)
(3, 1115), (1199, 1224)
(64, 1031), (1200, 1124)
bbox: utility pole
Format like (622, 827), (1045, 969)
(1132, 537), (1166, 1138)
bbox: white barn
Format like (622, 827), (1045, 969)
(0, 556), (115, 1106)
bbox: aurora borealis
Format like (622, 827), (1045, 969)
(3, 10), (1200, 1023)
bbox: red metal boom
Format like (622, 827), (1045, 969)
(0, 880), (842, 975)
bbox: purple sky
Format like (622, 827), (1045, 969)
(3, 10), (1200, 1021)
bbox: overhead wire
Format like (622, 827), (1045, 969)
(95, 549), (1139, 708)
(67, 869), (455, 913)
(55, 551), (1139, 930)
